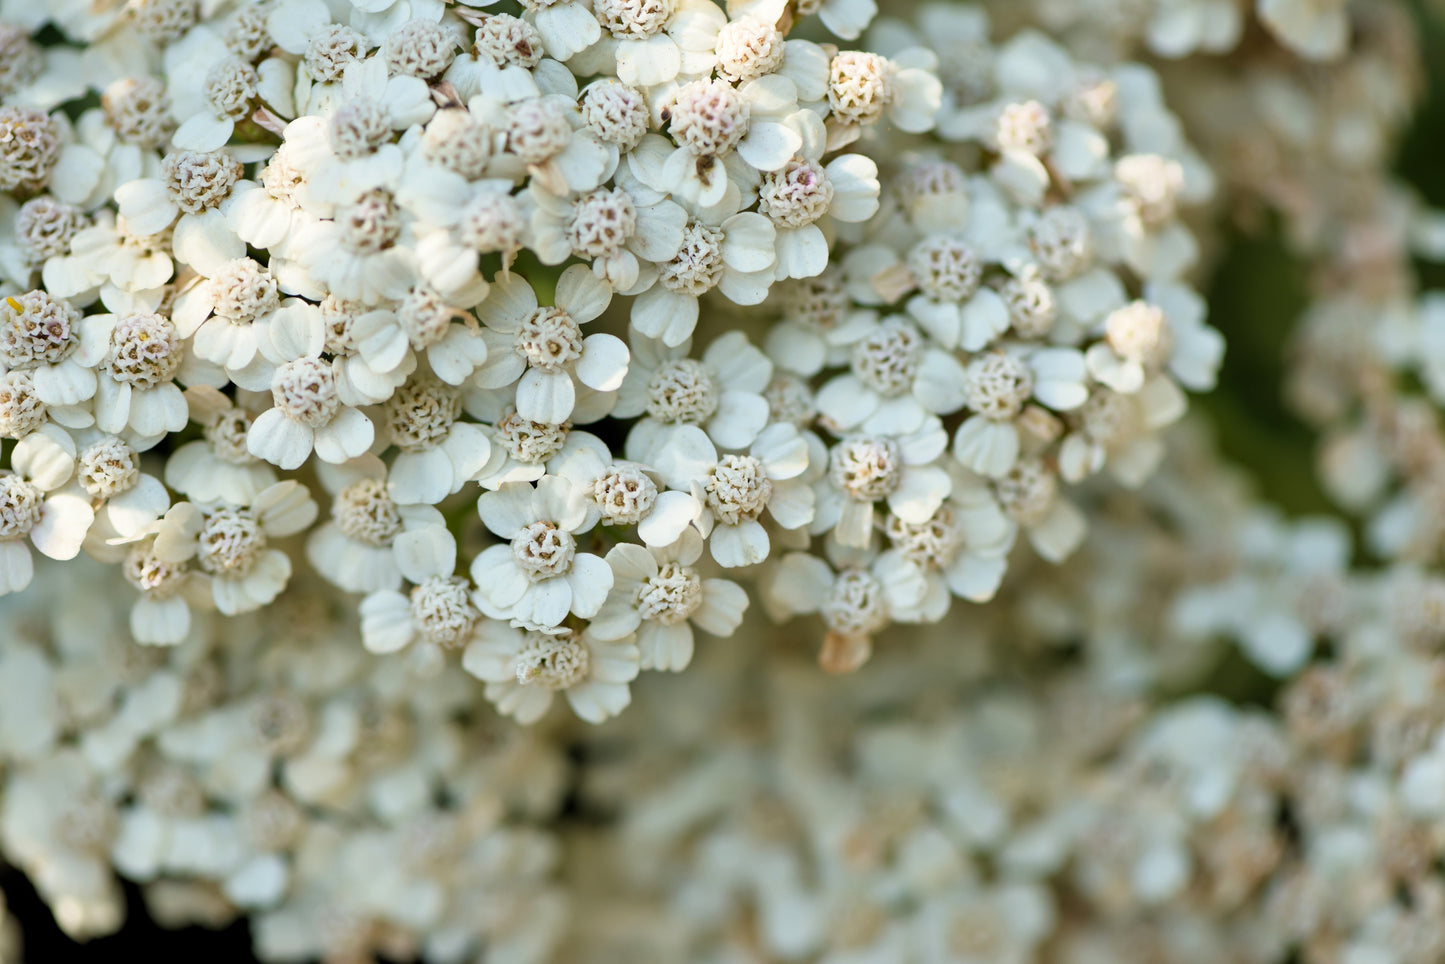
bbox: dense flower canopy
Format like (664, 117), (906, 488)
(0, 0), (1440, 961)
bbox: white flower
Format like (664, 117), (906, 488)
(952, 347), (1088, 479)
(151, 480), (319, 616)
(47, 105), (156, 213)
(813, 315), (968, 436)
(0, 289), (98, 412)
(756, 146), (880, 282)
(812, 417), (952, 548)
(884, 472), (1016, 617)
(43, 211), (174, 302)
(551, 445), (702, 547)
(475, 93), (611, 197)
(0, 754), (123, 939)
(377, 373), (492, 505)
(605, 0), (726, 88)
(616, 329), (773, 463)
(84, 310), (190, 445)
(629, 212), (777, 344)
(347, 282), (490, 390)
(171, 257), (283, 378)
(399, 168), (521, 299)
(166, 24), (296, 151)
(280, 57), (435, 207)
(767, 541), (926, 672)
(471, 475), (614, 627)
(306, 455), (446, 593)
(358, 523), (484, 656)
(1058, 379), (1187, 488)
(991, 459), (1085, 563)
(593, 528), (748, 671)
(1084, 284), (1222, 395)
(121, 537), (199, 645)
(462, 621), (639, 724)
(529, 179), (688, 291)
(473, 265), (628, 425)
(246, 305), (376, 470)
(164, 387), (279, 506)
(71, 428), (169, 559)
(0, 424), (94, 594)
(652, 421), (814, 567)
(113, 150), (246, 276)
(653, 77), (807, 208)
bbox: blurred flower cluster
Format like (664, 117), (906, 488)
(0, 0), (1439, 961)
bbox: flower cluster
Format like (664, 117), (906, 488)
(0, 0), (1223, 701)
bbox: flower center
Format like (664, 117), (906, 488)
(715, 16), (785, 84)
(517, 307), (583, 372)
(205, 409), (257, 464)
(0, 474), (42, 540)
(197, 507), (265, 576)
(79, 436), (140, 499)
(383, 376), (462, 452)
(333, 478), (402, 546)
(305, 23), (365, 84)
(473, 14), (543, 69)
(660, 221), (725, 295)
(821, 569), (889, 636)
(506, 99), (571, 165)
(595, 0), (673, 38)
(758, 159), (834, 229)
(1028, 206), (1091, 281)
(580, 81), (649, 149)
(272, 357), (340, 428)
(964, 352), (1034, 420)
(908, 236), (981, 303)
(204, 57), (257, 122)
(329, 98), (391, 160)
(123, 543), (188, 599)
(397, 285), (453, 351)
(338, 190), (401, 253)
(995, 100), (1052, 155)
(645, 359), (719, 425)
(566, 187), (638, 258)
(0, 370), (46, 439)
(782, 269), (849, 329)
(637, 562), (703, 624)
(497, 409), (569, 463)
(851, 320), (921, 397)
(829, 436), (901, 501)
(423, 109), (492, 179)
(410, 575), (479, 646)
(885, 504), (964, 569)
(995, 458), (1057, 527)
(105, 312), (183, 389)
(211, 258), (279, 324)
(668, 78), (750, 157)
(459, 191), (525, 255)
(706, 455), (772, 525)
(1001, 269), (1056, 339)
(162, 149), (241, 214)
(102, 76), (172, 148)
(1105, 301), (1172, 366)
(828, 52), (891, 128)
(0, 289), (79, 369)
(514, 629), (590, 689)
(592, 463), (657, 525)
(512, 520), (577, 579)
